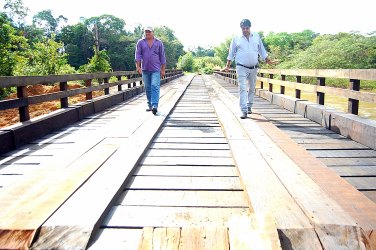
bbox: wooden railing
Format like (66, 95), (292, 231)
(0, 69), (182, 122)
(214, 69), (376, 116)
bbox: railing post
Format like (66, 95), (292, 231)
(348, 79), (360, 115)
(104, 78), (109, 95)
(281, 75), (286, 94)
(128, 74), (132, 89)
(17, 86), (30, 122)
(117, 76), (122, 91)
(260, 73), (264, 89)
(317, 77), (325, 105)
(295, 76), (301, 99)
(60, 81), (68, 108)
(269, 74), (274, 92)
(85, 79), (92, 100)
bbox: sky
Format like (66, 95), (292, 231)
(2, 0), (375, 50)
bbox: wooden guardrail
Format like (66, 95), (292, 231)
(215, 69), (376, 116)
(0, 69), (182, 122)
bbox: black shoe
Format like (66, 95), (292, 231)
(247, 108), (252, 114)
(240, 112), (247, 119)
(146, 107), (152, 112)
(152, 107), (158, 115)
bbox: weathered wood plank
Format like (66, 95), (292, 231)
(139, 156), (234, 166)
(150, 142), (229, 150)
(153, 137), (227, 144)
(309, 150), (376, 158)
(144, 149), (232, 157)
(117, 190), (248, 207)
(104, 206), (250, 228)
(87, 228), (143, 250)
(329, 166), (376, 176)
(134, 165), (237, 177)
(343, 177), (376, 189)
(228, 214), (281, 250)
(320, 158), (376, 166)
(179, 226), (228, 250)
(152, 227), (181, 250)
(126, 176), (242, 190)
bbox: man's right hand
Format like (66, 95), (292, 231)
(221, 66), (230, 72)
(136, 67), (142, 75)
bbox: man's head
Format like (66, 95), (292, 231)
(144, 26), (154, 39)
(240, 19), (251, 36)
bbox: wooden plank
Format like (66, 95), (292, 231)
(104, 206), (250, 228)
(153, 137), (227, 144)
(179, 226), (228, 250)
(117, 190), (248, 207)
(144, 149), (232, 157)
(134, 165), (237, 177)
(156, 130), (224, 138)
(30, 76), (193, 250)
(150, 142), (229, 150)
(343, 177), (376, 189)
(309, 150), (376, 158)
(126, 176), (242, 190)
(362, 191), (376, 203)
(151, 228), (181, 250)
(87, 228), (143, 250)
(329, 166), (376, 176)
(138, 227), (154, 250)
(320, 158), (376, 166)
(228, 214), (281, 250)
(302, 142), (369, 150)
(139, 157), (234, 166)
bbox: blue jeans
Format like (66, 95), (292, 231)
(142, 71), (161, 108)
(236, 66), (258, 113)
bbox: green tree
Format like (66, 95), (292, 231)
(0, 12), (27, 76)
(32, 9), (67, 37)
(14, 36), (75, 75)
(78, 48), (112, 73)
(177, 52), (194, 72)
(2, 0), (29, 28)
(214, 37), (232, 64)
(279, 32), (376, 69)
(58, 22), (94, 69)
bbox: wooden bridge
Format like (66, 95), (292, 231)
(0, 70), (376, 249)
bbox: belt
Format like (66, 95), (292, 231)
(236, 63), (259, 69)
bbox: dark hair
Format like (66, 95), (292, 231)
(240, 19), (251, 28)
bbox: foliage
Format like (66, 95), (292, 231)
(78, 48), (112, 73)
(32, 9), (67, 37)
(278, 32), (376, 69)
(13, 36), (75, 76)
(192, 56), (223, 74)
(0, 12), (28, 76)
(57, 23), (94, 69)
(190, 46), (215, 57)
(177, 52), (194, 72)
(214, 37), (232, 64)
(2, 0), (29, 28)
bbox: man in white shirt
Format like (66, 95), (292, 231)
(223, 19), (272, 119)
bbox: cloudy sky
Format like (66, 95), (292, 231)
(2, 0), (375, 49)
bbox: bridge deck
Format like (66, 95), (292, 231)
(0, 75), (375, 249)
